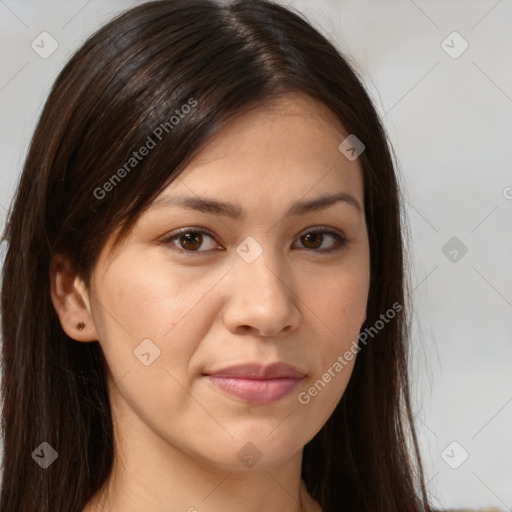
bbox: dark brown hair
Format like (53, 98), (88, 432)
(1, 1), (433, 511)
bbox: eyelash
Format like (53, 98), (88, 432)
(160, 226), (349, 256)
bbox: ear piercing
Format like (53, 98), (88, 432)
(77, 321), (86, 331)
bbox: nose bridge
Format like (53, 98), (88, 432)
(236, 234), (290, 295)
(224, 236), (301, 336)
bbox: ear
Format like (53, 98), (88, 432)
(49, 253), (99, 342)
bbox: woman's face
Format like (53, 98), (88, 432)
(88, 93), (370, 471)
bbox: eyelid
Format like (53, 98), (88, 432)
(296, 225), (347, 240)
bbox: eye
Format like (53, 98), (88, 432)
(160, 226), (348, 255)
(292, 227), (348, 254)
(161, 228), (221, 253)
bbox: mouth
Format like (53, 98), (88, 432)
(204, 362), (305, 405)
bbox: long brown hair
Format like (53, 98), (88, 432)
(0, 1), (433, 510)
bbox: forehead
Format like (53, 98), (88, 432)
(190, 93), (349, 162)
(158, 93), (364, 205)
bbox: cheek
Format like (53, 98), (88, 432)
(90, 256), (222, 433)
(302, 259), (368, 408)
(313, 263), (369, 339)
(90, 253), (241, 387)
(295, 269), (367, 427)
(91, 255), (203, 373)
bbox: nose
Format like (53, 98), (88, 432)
(222, 249), (302, 338)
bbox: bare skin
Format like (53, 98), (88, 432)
(50, 92), (370, 512)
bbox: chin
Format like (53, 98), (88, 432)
(190, 432), (305, 472)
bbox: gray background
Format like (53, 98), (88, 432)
(1, 0), (511, 509)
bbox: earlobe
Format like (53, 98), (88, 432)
(49, 253), (99, 342)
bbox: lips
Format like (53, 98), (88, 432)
(205, 362), (305, 405)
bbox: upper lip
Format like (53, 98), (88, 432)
(205, 362), (305, 380)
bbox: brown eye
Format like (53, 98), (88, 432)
(294, 229), (348, 253)
(300, 232), (324, 249)
(177, 232), (204, 251)
(161, 229), (219, 253)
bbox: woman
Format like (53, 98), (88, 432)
(0, 1), (434, 511)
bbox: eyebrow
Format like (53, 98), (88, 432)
(151, 192), (362, 219)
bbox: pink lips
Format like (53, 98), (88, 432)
(206, 362), (305, 405)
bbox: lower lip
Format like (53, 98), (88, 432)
(208, 376), (302, 405)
